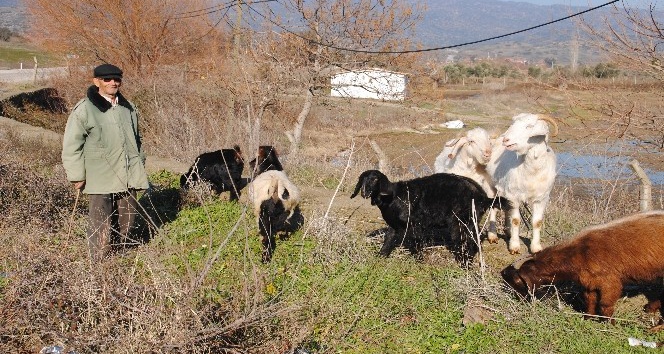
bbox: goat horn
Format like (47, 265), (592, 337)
(511, 254), (534, 269)
(538, 115), (559, 138)
(445, 138), (460, 148)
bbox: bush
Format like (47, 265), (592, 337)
(0, 27), (12, 42)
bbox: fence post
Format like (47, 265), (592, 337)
(370, 140), (390, 174)
(33, 56), (38, 84)
(629, 159), (652, 212)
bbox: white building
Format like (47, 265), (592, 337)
(330, 68), (408, 101)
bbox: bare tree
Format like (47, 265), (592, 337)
(22, 0), (220, 74)
(581, 2), (664, 80)
(246, 0), (424, 156)
(576, 1), (664, 149)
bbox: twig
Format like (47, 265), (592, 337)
(324, 140), (355, 219)
(67, 189), (80, 238)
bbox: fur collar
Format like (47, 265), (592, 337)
(86, 85), (133, 113)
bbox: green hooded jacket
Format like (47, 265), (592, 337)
(61, 85), (149, 194)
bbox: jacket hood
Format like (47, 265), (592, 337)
(86, 85), (133, 113)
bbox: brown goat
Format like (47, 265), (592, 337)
(501, 210), (664, 325)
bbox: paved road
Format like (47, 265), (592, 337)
(0, 67), (68, 83)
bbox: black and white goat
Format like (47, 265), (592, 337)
(243, 170), (303, 262)
(350, 170), (510, 266)
(486, 113), (558, 254)
(180, 145), (246, 201)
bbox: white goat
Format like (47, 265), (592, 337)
(486, 113), (558, 254)
(433, 127), (495, 196)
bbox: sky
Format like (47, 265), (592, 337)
(498, 0), (600, 4)
(497, 0), (652, 7)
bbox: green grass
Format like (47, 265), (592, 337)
(143, 176), (664, 352)
(0, 41), (58, 69)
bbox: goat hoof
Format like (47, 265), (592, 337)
(650, 321), (664, 332)
(530, 245), (543, 254)
(509, 249), (520, 255)
(644, 300), (661, 313)
(487, 237), (498, 244)
(650, 325), (664, 332)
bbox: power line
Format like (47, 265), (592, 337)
(174, 0), (277, 20)
(174, 1), (233, 16)
(245, 0), (620, 54)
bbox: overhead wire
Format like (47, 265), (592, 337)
(173, 0), (235, 19)
(243, 0), (620, 54)
(173, 0), (277, 20)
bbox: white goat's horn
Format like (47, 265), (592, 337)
(448, 136), (468, 159)
(538, 115), (559, 137)
(445, 138), (460, 147)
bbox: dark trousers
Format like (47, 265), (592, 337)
(87, 190), (139, 261)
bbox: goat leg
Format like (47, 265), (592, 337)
(583, 289), (599, 320)
(260, 218), (276, 263)
(487, 207), (499, 243)
(378, 227), (400, 257)
(597, 285), (622, 324)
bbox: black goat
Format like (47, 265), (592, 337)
(249, 145), (283, 175)
(180, 145), (246, 201)
(350, 170), (510, 266)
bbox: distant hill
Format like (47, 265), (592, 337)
(413, 0), (616, 65)
(0, 0), (25, 34)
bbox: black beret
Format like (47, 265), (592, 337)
(93, 63), (123, 79)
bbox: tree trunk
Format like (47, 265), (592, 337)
(287, 87), (313, 156)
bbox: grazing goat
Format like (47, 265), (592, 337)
(243, 170), (303, 262)
(501, 210), (664, 325)
(350, 170), (510, 266)
(486, 113), (558, 254)
(434, 127), (495, 196)
(249, 145), (284, 175)
(180, 146), (246, 201)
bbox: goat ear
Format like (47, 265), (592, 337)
(350, 174), (366, 199)
(233, 145), (243, 162)
(537, 115), (559, 137)
(448, 137), (468, 159)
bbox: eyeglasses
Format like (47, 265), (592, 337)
(101, 78), (122, 83)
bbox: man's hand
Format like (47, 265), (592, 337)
(73, 181), (85, 190)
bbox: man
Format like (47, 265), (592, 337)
(61, 63), (149, 261)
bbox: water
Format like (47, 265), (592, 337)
(556, 151), (664, 185)
(328, 141), (664, 185)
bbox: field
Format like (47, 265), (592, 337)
(0, 39), (57, 70)
(1, 68), (664, 353)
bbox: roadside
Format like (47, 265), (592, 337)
(0, 67), (67, 83)
(0, 115), (190, 174)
